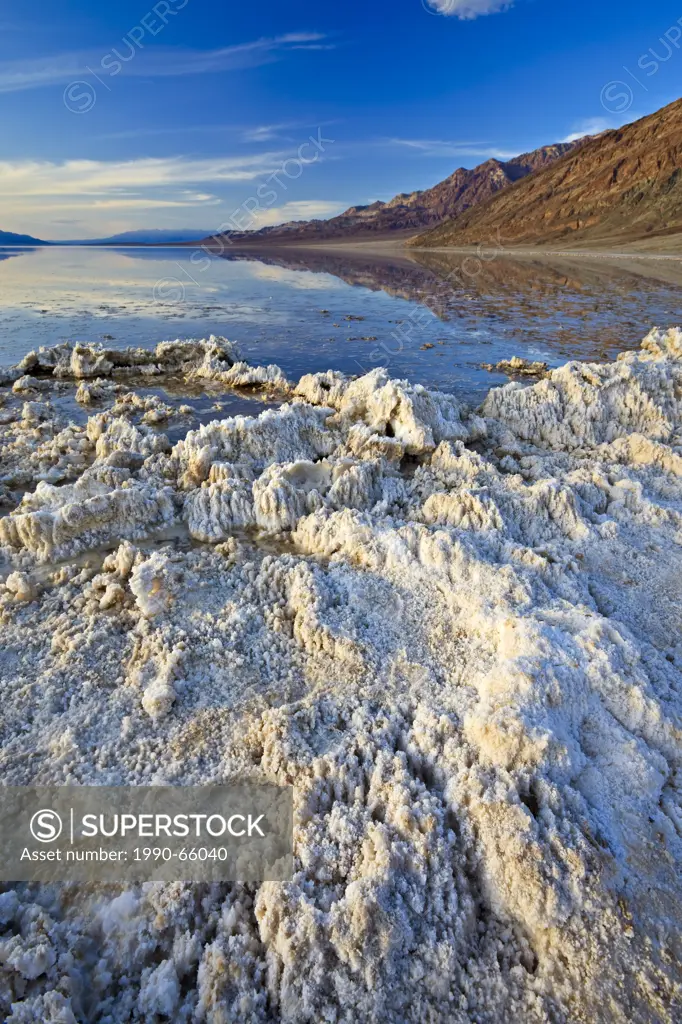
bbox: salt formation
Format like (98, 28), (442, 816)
(481, 355), (549, 378)
(15, 335), (244, 381)
(0, 471), (175, 562)
(1, 330), (681, 1022)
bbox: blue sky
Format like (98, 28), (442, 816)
(0, 0), (681, 239)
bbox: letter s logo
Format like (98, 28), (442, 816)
(600, 81), (633, 115)
(63, 81), (96, 114)
(30, 809), (63, 843)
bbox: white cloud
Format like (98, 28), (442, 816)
(386, 138), (516, 159)
(95, 124), (237, 141)
(65, 197), (222, 210)
(218, 200), (345, 233)
(562, 117), (624, 142)
(244, 264), (344, 290)
(424, 0), (512, 19)
(97, 121), (337, 143)
(0, 155), (287, 199)
(0, 34), (328, 94)
(0, 155), (284, 237)
(241, 123), (299, 143)
(250, 200), (345, 226)
(0, 157), (343, 239)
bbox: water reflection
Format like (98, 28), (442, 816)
(0, 246), (40, 264)
(0, 244), (680, 404)
(221, 245), (682, 358)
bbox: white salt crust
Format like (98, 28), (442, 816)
(0, 331), (681, 1022)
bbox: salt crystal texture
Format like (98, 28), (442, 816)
(0, 330), (681, 1022)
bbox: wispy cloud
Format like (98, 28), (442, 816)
(245, 263), (345, 290)
(0, 155), (289, 198)
(385, 138), (517, 159)
(70, 197), (222, 210)
(97, 120), (337, 143)
(0, 144), (339, 237)
(242, 123), (299, 143)
(561, 116), (623, 142)
(250, 200), (345, 226)
(424, 0), (512, 19)
(0, 155), (286, 229)
(0, 33), (329, 94)
(95, 124), (238, 141)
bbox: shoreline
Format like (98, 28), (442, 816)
(201, 238), (682, 260)
(4, 238), (681, 262)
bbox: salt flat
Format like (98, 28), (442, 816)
(0, 331), (680, 1022)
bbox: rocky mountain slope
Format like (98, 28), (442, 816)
(411, 98), (682, 249)
(202, 142), (576, 247)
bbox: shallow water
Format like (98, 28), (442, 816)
(2, 244), (682, 404)
(47, 375), (281, 441)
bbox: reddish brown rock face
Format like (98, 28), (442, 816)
(412, 97), (682, 249)
(201, 142), (576, 246)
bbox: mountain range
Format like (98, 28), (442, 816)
(0, 229), (48, 245)
(4, 99), (681, 253)
(411, 97), (682, 250)
(61, 229), (216, 245)
(0, 229), (212, 247)
(202, 142), (578, 248)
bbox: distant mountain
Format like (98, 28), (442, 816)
(411, 98), (682, 249)
(63, 229), (210, 245)
(201, 142), (578, 248)
(0, 229), (48, 245)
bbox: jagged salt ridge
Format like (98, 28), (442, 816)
(0, 331), (681, 1022)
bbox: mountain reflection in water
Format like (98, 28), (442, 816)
(1, 244), (681, 404)
(220, 245), (682, 360)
